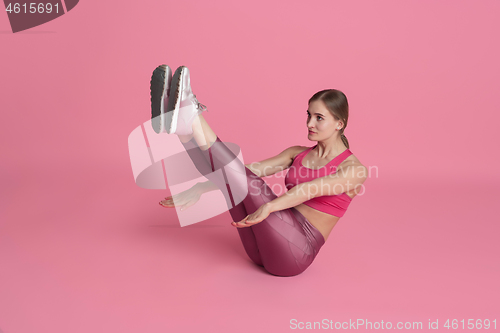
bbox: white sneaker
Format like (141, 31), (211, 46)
(165, 66), (207, 135)
(150, 64), (173, 134)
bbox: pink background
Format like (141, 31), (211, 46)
(1, 0), (499, 332)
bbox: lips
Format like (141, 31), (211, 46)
(308, 130), (316, 134)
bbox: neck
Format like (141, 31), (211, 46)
(314, 136), (347, 158)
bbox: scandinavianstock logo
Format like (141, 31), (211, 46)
(3, 0), (78, 33)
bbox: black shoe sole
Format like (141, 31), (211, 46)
(150, 65), (168, 134)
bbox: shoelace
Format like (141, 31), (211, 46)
(192, 94), (208, 112)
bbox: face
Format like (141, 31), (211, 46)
(307, 100), (342, 140)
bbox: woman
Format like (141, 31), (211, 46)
(152, 65), (368, 277)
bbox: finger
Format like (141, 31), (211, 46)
(245, 217), (257, 223)
(233, 222), (251, 228)
(169, 197), (183, 204)
(242, 220), (261, 226)
(237, 216), (254, 226)
(244, 215), (264, 224)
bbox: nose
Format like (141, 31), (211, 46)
(307, 119), (315, 130)
(307, 117), (313, 127)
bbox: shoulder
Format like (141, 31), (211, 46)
(283, 145), (310, 161)
(338, 152), (368, 178)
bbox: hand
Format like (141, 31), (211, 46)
(231, 203), (273, 228)
(159, 184), (202, 211)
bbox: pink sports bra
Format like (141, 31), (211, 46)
(284, 145), (354, 217)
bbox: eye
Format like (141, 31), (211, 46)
(317, 116), (323, 121)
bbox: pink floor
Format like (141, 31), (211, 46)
(1, 167), (499, 332)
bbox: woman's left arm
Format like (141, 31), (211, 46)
(270, 163), (368, 212)
(232, 164), (368, 228)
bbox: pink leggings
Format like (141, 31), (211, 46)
(181, 136), (325, 277)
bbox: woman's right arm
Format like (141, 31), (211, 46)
(197, 145), (306, 194)
(196, 180), (220, 193)
(244, 145), (306, 177)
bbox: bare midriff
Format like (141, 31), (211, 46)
(294, 191), (356, 242)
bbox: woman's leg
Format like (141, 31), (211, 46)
(179, 115), (325, 276)
(177, 113), (217, 150)
(176, 119), (263, 267)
